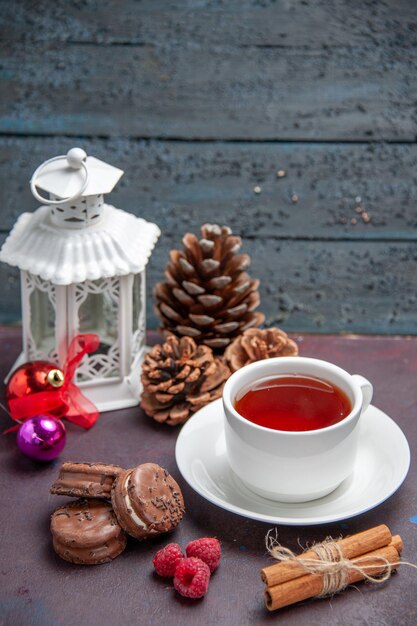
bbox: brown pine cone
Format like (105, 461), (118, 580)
(140, 335), (231, 426)
(154, 224), (265, 351)
(224, 327), (298, 372)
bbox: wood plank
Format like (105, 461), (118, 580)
(1, 1), (416, 140)
(4, 0), (416, 48)
(1, 233), (416, 334)
(0, 236), (21, 325)
(1, 137), (416, 239)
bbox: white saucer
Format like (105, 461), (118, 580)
(175, 399), (410, 525)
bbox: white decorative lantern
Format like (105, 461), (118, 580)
(0, 148), (160, 411)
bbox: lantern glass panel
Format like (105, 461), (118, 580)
(131, 272), (145, 363)
(75, 278), (121, 381)
(29, 284), (56, 357)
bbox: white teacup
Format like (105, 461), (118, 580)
(222, 357), (373, 503)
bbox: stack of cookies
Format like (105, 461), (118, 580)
(50, 461), (185, 565)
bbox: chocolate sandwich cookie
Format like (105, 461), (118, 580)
(51, 498), (127, 565)
(50, 462), (123, 500)
(111, 463), (185, 540)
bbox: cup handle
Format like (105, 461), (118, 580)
(352, 375), (373, 413)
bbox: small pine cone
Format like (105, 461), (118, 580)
(141, 335), (231, 426)
(154, 224), (265, 351)
(224, 327), (298, 373)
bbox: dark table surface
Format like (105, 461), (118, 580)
(0, 327), (416, 626)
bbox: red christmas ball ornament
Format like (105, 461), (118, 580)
(4, 335), (101, 433)
(6, 361), (67, 419)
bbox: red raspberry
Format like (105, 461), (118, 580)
(152, 543), (184, 577)
(173, 557), (211, 599)
(185, 537), (221, 573)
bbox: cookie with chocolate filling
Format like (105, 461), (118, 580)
(111, 463), (185, 540)
(50, 461), (123, 500)
(51, 498), (127, 565)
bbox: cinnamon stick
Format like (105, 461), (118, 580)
(265, 542), (401, 612)
(261, 524), (392, 587)
(390, 534), (404, 555)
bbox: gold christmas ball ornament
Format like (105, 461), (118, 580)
(46, 368), (65, 388)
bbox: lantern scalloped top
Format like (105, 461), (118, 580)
(0, 205), (160, 285)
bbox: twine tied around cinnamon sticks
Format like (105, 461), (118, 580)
(261, 525), (417, 612)
(267, 531), (394, 596)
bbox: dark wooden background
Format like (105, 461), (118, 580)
(0, 1), (416, 334)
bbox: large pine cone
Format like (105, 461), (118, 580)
(141, 335), (231, 426)
(224, 327), (298, 372)
(154, 224), (265, 350)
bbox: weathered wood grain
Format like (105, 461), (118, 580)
(0, 1), (416, 334)
(4, 0), (416, 47)
(1, 232), (416, 334)
(115, 236), (417, 335)
(0, 1), (416, 140)
(0, 237), (21, 325)
(1, 137), (417, 239)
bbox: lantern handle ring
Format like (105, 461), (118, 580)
(30, 151), (89, 206)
